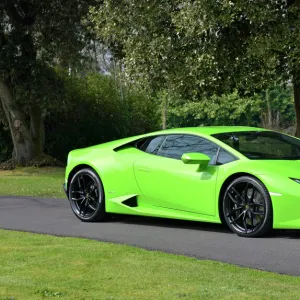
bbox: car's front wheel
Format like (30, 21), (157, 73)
(68, 168), (106, 222)
(223, 176), (273, 237)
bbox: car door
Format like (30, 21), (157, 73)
(134, 134), (220, 216)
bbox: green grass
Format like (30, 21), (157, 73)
(1, 230), (300, 300)
(0, 167), (65, 198)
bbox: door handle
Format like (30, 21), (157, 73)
(137, 166), (150, 172)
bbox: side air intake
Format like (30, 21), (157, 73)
(122, 196), (138, 207)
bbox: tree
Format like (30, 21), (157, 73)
(168, 86), (295, 130)
(0, 0), (97, 164)
(90, 1), (183, 93)
(260, 86), (295, 130)
(91, 0), (300, 135)
(168, 91), (262, 128)
(173, 0), (300, 134)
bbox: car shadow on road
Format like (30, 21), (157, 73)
(270, 230), (300, 239)
(108, 214), (300, 239)
(110, 214), (232, 234)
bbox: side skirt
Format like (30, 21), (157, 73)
(106, 194), (221, 224)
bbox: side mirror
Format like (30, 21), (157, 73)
(181, 152), (210, 168)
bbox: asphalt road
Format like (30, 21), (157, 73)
(1, 196), (300, 276)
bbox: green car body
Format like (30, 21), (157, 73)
(64, 126), (300, 232)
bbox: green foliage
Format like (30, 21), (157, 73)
(44, 71), (159, 162)
(168, 92), (262, 128)
(0, 0), (105, 164)
(260, 86), (295, 129)
(168, 87), (295, 130)
(91, 2), (297, 131)
(171, 0), (300, 92)
(0, 0), (97, 103)
(1, 0), (298, 162)
(90, 1), (184, 93)
(91, 0), (300, 97)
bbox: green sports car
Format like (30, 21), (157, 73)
(63, 126), (300, 237)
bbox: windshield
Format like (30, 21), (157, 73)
(212, 131), (300, 160)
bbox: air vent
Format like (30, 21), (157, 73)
(122, 196), (138, 207)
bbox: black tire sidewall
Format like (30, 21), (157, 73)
(223, 176), (273, 237)
(69, 168), (106, 222)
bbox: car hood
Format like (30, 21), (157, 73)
(250, 159), (300, 178)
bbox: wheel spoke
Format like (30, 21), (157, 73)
(88, 202), (97, 211)
(228, 192), (239, 205)
(250, 187), (256, 202)
(252, 211), (265, 216)
(72, 190), (84, 195)
(250, 202), (265, 208)
(71, 190), (85, 201)
(77, 176), (82, 189)
(72, 196), (85, 201)
(79, 198), (87, 214)
(90, 185), (98, 200)
(82, 199), (88, 216)
(89, 195), (97, 203)
(248, 210), (254, 231)
(230, 211), (244, 224)
(231, 186), (245, 202)
(226, 206), (243, 217)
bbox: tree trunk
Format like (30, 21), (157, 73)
(0, 80), (43, 165)
(30, 106), (45, 155)
(266, 89), (272, 128)
(162, 96), (168, 130)
(275, 111), (280, 128)
(293, 82), (300, 137)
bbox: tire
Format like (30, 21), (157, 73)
(68, 168), (106, 222)
(223, 176), (273, 237)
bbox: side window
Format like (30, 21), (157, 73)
(137, 136), (166, 155)
(217, 148), (236, 165)
(157, 134), (219, 162)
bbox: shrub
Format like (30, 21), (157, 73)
(44, 72), (159, 162)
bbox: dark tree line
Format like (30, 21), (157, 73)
(1, 0), (300, 166)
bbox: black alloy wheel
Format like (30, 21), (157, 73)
(223, 176), (273, 237)
(69, 168), (106, 222)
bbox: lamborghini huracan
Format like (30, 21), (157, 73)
(63, 126), (300, 237)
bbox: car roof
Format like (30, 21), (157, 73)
(155, 126), (266, 136)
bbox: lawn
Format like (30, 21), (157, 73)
(0, 167), (65, 198)
(1, 229), (300, 300)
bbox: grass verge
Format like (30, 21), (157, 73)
(0, 167), (65, 198)
(1, 229), (300, 300)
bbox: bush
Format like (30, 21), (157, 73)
(44, 72), (159, 162)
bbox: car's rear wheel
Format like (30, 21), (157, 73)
(223, 176), (273, 237)
(68, 168), (106, 222)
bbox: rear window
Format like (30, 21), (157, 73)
(136, 136), (166, 155)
